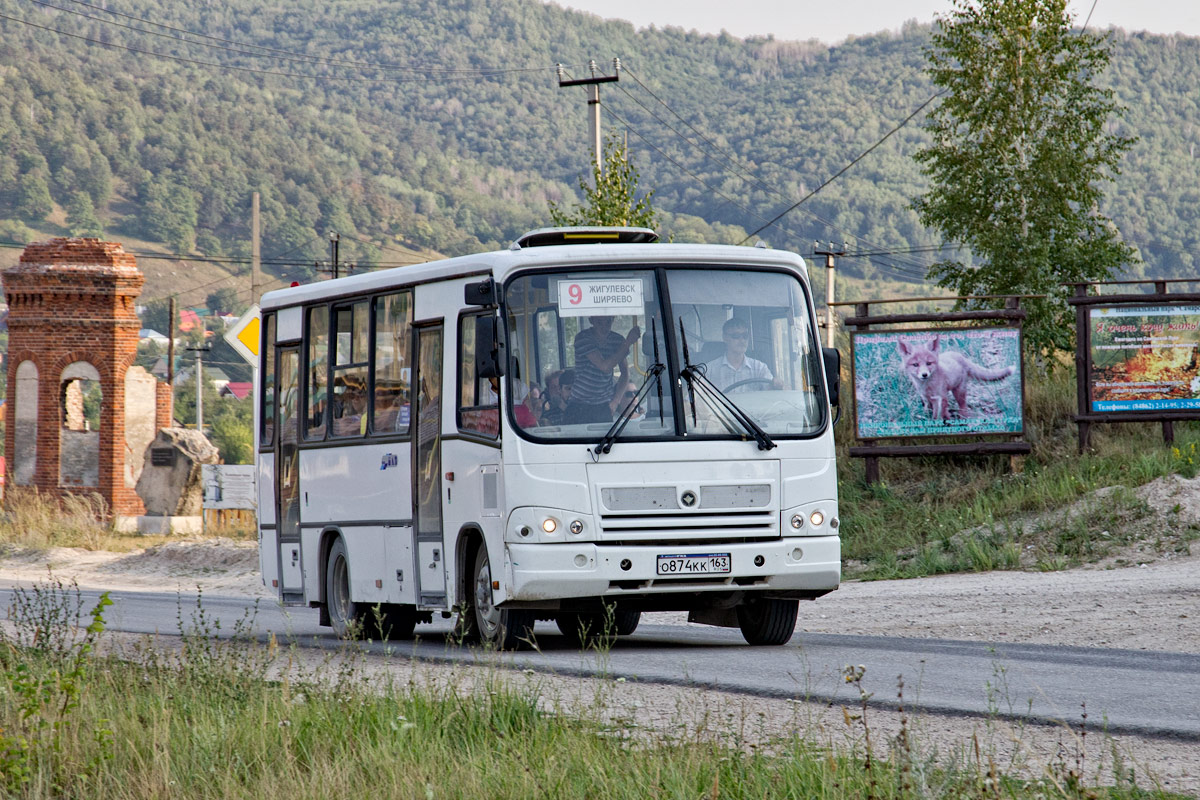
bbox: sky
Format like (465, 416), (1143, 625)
(551, 0), (1200, 43)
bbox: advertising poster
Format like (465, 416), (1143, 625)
(853, 327), (1024, 439)
(1089, 305), (1200, 412)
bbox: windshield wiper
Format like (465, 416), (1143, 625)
(593, 321), (665, 458)
(678, 318), (776, 451)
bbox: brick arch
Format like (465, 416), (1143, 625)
(51, 351), (115, 384)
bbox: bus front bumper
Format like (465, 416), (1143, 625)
(504, 536), (840, 602)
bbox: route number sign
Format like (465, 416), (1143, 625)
(557, 278), (644, 317)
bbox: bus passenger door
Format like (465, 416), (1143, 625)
(275, 345), (303, 596)
(412, 324), (447, 606)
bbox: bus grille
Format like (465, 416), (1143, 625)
(599, 510), (777, 539)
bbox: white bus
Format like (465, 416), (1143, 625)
(256, 227), (842, 648)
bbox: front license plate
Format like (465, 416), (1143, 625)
(656, 553), (731, 576)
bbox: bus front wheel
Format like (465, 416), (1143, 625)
(465, 541), (535, 650)
(736, 597), (799, 646)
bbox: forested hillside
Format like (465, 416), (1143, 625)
(1, 0), (1198, 296)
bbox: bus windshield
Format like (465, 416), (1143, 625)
(503, 266), (826, 443)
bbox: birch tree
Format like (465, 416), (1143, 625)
(913, 0), (1135, 357)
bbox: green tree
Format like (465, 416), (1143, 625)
(15, 172), (53, 223)
(65, 190), (104, 238)
(549, 134), (659, 230)
(206, 287), (241, 315)
(913, 0), (1136, 357)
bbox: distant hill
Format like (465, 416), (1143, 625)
(1, 0), (1197, 304)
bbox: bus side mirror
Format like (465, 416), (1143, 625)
(475, 315), (506, 378)
(822, 347), (840, 407)
(464, 279), (497, 306)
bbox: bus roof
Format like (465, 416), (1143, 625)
(259, 241), (809, 311)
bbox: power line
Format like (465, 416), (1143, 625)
(740, 91), (946, 244)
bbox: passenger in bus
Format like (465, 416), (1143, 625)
(487, 376), (543, 429)
(541, 369), (574, 425)
(610, 381), (645, 421)
(567, 315), (640, 423)
(332, 379), (368, 436)
(704, 318), (780, 393)
(374, 385), (407, 432)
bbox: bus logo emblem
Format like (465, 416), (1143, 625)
(380, 453), (399, 470)
(680, 490), (697, 507)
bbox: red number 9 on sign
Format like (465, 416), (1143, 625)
(568, 284), (582, 305)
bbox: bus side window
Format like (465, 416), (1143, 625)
(305, 306), (329, 440)
(458, 313), (499, 438)
(330, 302), (369, 437)
(372, 291), (412, 435)
(535, 307), (563, 384)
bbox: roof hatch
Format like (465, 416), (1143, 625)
(513, 226), (659, 249)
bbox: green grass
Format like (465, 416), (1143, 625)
(0, 582), (1185, 800)
(837, 364), (1200, 579)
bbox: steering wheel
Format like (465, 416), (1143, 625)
(723, 378), (774, 392)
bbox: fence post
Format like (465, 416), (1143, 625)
(1074, 284), (1091, 453)
(1007, 296), (1025, 475)
(853, 301), (881, 484)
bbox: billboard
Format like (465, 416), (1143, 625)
(1088, 305), (1200, 412)
(853, 327), (1024, 439)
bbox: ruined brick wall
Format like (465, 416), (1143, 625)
(2, 238), (171, 517)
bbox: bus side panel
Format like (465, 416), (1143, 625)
(441, 440), (503, 608)
(257, 452), (278, 590)
(298, 443), (413, 606)
(298, 443), (412, 525)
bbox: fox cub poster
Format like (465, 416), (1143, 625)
(853, 328), (1024, 439)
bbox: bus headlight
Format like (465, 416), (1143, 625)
(790, 514), (804, 530)
(542, 518), (558, 534)
(809, 511), (825, 527)
(569, 520), (584, 534)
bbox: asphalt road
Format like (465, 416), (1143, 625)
(4, 584), (1198, 741)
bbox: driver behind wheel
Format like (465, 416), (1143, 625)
(703, 318), (781, 393)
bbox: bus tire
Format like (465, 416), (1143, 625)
(556, 608), (640, 645)
(326, 537), (365, 639)
(736, 597), (798, 646)
(376, 604), (419, 640)
(469, 541), (535, 650)
(613, 609), (641, 636)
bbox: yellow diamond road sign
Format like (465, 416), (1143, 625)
(225, 304), (261, 365)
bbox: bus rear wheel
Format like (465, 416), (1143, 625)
(326, 537), (365, 639)
(466, 541), (535, 650)
(736, 597), (799, 646)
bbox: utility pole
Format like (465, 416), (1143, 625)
(186, 320), (212, 435)
(251, 192), (261, 305)
(814, 243), (846, 348)
(557, 58), (621, 174)
(317, 231), (342, 280)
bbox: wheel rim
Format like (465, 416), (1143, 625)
(332, 555), (351, 626)
(474, 551), (500, 638)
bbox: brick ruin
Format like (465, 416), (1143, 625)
(3, 238), (173, 518)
